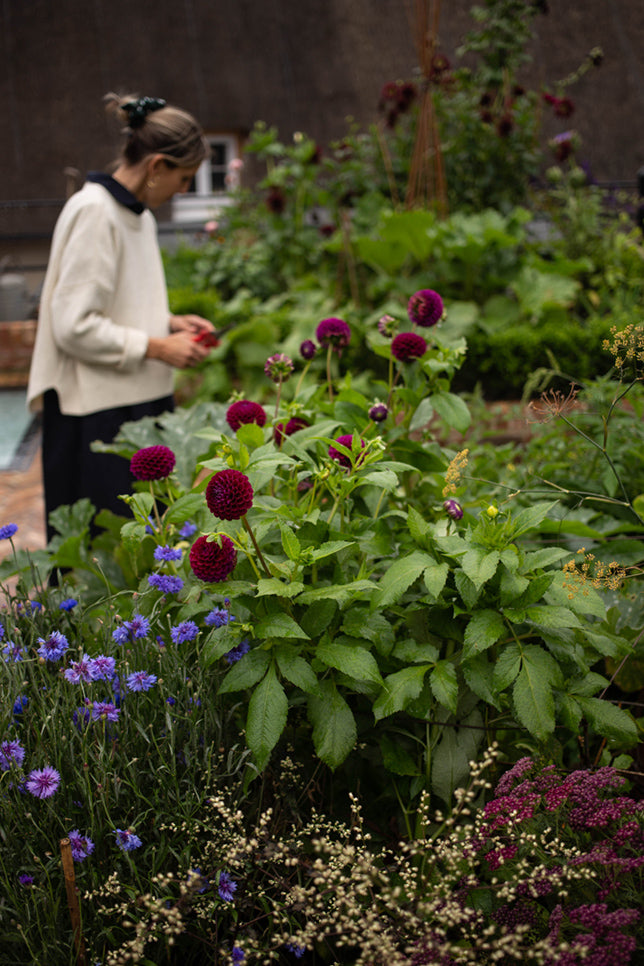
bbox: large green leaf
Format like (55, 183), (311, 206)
(218, 649), (271, 693)
(316, 641), (382, 686)
(462, 610), (506, 660)
(308, 679), (357, 769)
(297, 580), (376, 606)
(246, 665), (288, 770)
(372, 551), (435, 608)
(461, 548), (500, 591)
(512, 647), (560, 739)
(373, 665), (433, 721)
(576, 696), (638, 744)
(275, 645), (319, 694)
(429, 661), (458, 714)
(431, 709), (483, 805)
(254, 613), (310, 640)
(429, 392), (471, 433)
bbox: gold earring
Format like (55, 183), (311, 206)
(146, 179), (156, 188)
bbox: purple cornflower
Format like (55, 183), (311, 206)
(0, 523), (18, 540)
(0, 624), (3, 639)
(91, 655), (116, 680)
(25, 766), (60, 799)
(64, 654), (99, 684)
(153, 544), (183, 562)
(68, 829), (95, 862)
(316, 317), (351, 350)
(37, 630), (69, 662)
(232, 948), (245, 964)
(264, 353), (294, 382)
(126, 670), (158, 693)
(300, 339), (317, 360)
(13, 695), (28, 719)
(217, 871), (237, 902)
(148, 573), (184, 594)
(0, 739), (26, 770)
(112, 614), (150, 644)
(18, 874), (34, 887)
(205, 606), (235, 628)
(225, 639), (251, 664)
(171, 621), (199, 644)
(443, 499), (464, 521)
(91, 702), (120, 723)
(3, 641), (27, 662)
(112, 626), (129, 645)
(59, 598), (78, 611)
(115, 828), (142, 852)
(179, 520), (198, 539)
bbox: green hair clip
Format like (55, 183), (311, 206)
(123, 96), (167, 129)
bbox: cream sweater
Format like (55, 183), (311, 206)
(27, 181), (174, 416)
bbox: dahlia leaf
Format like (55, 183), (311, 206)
(373, 665), (433, 721)
(371, 552), (435, 609)
(254, 613), (310, 640)
(506, 501), (559, 539)
(255, 578), (305, 598)
(279, 523), (301, 562)
(423, 561), (449, 600)
(235, 423), (265, 450)
(356, 470), (399, 491)
(308, 540), (355, 562)
(428, 392), (471, 434)
(308, 680), (357, 770)
(524, 604), (581, 631)
(297, 580), (376, 606)
(492, 643), (522, 691)
(462, 609), (506, 660)
(275, 646), (319, 694)
(316, 640), (383, 686)
(407, 506), (431, 547)
(431, 713), (482, 805)
(462, 655), (503, 710)
(512, 655), (556, 740)
(461, 549), (500, 591)
(164, 493), (207, 525)
(218, 649), (271, 694)
(246, 666), (288, 771)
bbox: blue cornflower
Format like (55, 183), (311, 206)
(91, 655), (116, 680)
(3, 641), (27, 662)
(64, 654), (99, 684)
(126, 670), (157, 693)
(284, 943), (306, 959)
(126, 614), (151, 639)
(170, 621), (199, 644)
(225, 639), (251, 665)
(37, 631), (69, 662)
(0, 738), (26, 770)
(179, 521), (198, 539)
(18, 874), (34, 887)
(68, 829), (95, 862)
(148, 573), (184, 594)
(0, 624), (3, 639)
(59, 598), (78, 611)
(73, 704), (91, 731)
(231, 947), (245, 964)
(217, 871), (237, 902)
(205, 606), (235, 628)
(26, 765), (60, 799)
(166, 696), (176, 706)
(13, 695), (29, 719)
(115, 828), (142, 852)
(91, 702), (120, 723)
(0, 523), (18, 540)
(28, 601), (42, 612)
(153, 544), (183, 562)
(112, 626), (129, 645)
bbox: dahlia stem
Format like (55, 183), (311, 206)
(273, 378), (283, 421)
(149, 482), (163, 533)
(241, 516), (271, 578)
(326, 344), (334, 403)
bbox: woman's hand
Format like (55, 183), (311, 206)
(169, 314), (215, 337)
(145, 331), (211, 369)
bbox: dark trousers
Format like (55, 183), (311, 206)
(42, 389), (174, 542)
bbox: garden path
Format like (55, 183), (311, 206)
(0, 429), (46, 562)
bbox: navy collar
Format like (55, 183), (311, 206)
(86, 172), (146, 215)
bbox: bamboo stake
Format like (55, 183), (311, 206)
(60, 838), (88, 966)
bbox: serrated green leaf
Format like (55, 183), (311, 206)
(279, 523), (301, 561)
(218, 649), (271, 694)
(308, 679), (357, 769)
(373, 665), (432, 720)
(316, 641), (382, 685)
(309, 540), (355, 562)
(393, 639), (440, 664)
(424, 562), (449, 599)
(342, 611), (395, 654)
(461, 549), (500, 590)
(462, 610), (506, 660)
(525, 604), (581, 630)
(201, 626), (238, 667)
(372, 551), (434, 608)
(300, 599), (337, 637)
(379, 733), (420, 776)
(246, 665), (288, 770)
(462, 655), (502, 709)
(454, 571), (480, 610)
(408, 506), (430, 546)
(500, 568), (530, 607)
(492, 643), (522, 690)
(522, 547), (571, 571)
(409, 396), (435, 432)
(431, 710), (482, 805)
(255, 578), (305, 598)
(513, 660), (555, 740)
(558, 694), (583, 731)
(254, 613), (309, 640)
(430, 661), (458, 714)
(275, 646), (319, 693)
(298, 580), (376, 605)
(236, 422), (266, 449)
(576, 696), (638, 744)
(508, 502), (559, 538)
(163, 493), (206, 525)
(357, 470), (399, 491)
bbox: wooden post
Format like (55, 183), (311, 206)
(60, 838), (88, 966)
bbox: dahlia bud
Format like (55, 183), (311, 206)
(369, 402), (389, 423)
(377, 314), (397, 338)
(443, 499), (463, 521)
(486, 505), (499, 519)
(300, 339), (318, 360)
(264, 353), (294, 382)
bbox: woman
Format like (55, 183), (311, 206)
(27, 93), (216, 540)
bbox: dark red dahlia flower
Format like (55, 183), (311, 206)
(189, 534), (237, 583)
(130, 445), (176, 481)
(316, 317), (351, 350)
(205, 469), (254, 520)
(328, 434), (366, 469)
(407, 289), (444, 328)
(391, 332), (427, 362)
(274, 417), (310, 446)
(226, 401), (267, 432)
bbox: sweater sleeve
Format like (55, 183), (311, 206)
(49, 202), (149, 370)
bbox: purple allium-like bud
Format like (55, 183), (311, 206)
(300, 339), (317, 360)
(316, 317), (351, 350)
(369, 402), (389, 423)
(443, 499), (464, 521)
(206, 469), (254, 520)
(264, 353), (294, 382)
(377, 314), (397, 337)
(130, 445), (176, 481)
(189, 535), (237, 583)
(391, 332), (427, 361)
(226, 400), (267, 432)
(407, 289), (444, 328)
(328, 434), (366, 469)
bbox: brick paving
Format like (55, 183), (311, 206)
(0, 432), (46, 563)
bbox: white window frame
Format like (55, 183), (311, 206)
(171, 133), (241, 224)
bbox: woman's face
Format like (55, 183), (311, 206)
(145, 162), (199, 208)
